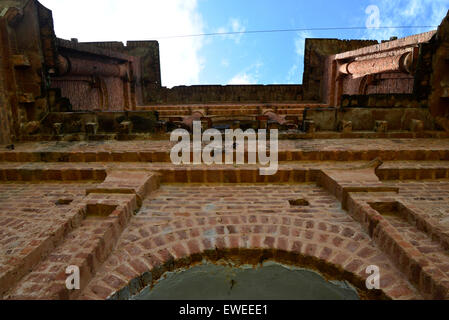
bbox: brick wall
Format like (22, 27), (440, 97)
(50, 39), (138, 112)
(329, 31), (437, 108)
(86, 41), (161, 106)
(0, 0), (57, 141)
(0, 17), (11, 144)
(365, 73), (415, 94)
(341, 73), (415, 96)
(303, 39), (378, 101)
(0, 69), (12, 145)
(428, 11), (449, 118)
(304, 107), (435, 131)
(148, 84), (304, 104)
(51, 75), (128, 111)
(86, 42), (304, 105)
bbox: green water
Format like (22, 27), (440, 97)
(131, 262), (359, 300)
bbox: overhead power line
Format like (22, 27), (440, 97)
(153, 25), (438, 39)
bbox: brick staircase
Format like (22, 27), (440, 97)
(136, 103), (316, 121)
(2, 138), (449, 299)
(2, 171), (160, 299)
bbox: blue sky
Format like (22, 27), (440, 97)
(40, 0), (449, 87)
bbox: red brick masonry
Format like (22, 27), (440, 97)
(1, 139), (449, 299)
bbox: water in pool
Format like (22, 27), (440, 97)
(131, 262), (360, 300)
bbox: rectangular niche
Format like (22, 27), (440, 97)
(86, 203), (118, 218)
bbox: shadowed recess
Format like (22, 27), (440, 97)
(131, 262), (360, 300)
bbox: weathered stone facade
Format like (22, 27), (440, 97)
(2, 0), (449, 301)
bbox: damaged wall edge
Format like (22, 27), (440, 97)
(0, 0), (448, 143)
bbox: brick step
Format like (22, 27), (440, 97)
(1, 161), (449, 184)
(386, 214), (449, 279)
(206, 109), (259, 115)
(207, 106), (259, 110)
(159, 109), (261, 116)
(2, 148), (449, 163)
(158, 110), (191, 116)
(5, 193), (138, 299)
(139, 106), (192, 111)
(277, 109), (305, 115)
(0, 203), (87, 298)
(4, 171), (160, 300)
(156, 109), (305, 117)
(138, 104), (323, 111)
(141, 107), (260, 112)
(20, 132), (449, 143)
(153, 107), (305, 112)
(350, 199), (449, 299)
(377, 162), (449, 180)
(317, 167), (449, 299)
(3, 140), (449, 160)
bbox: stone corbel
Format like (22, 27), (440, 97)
(337, 48), (419, 79)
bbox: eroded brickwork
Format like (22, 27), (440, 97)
(0, 139), (448, 299)
(0, 182), (99, 297)
(79, 183), (419, 300)
(303, 38), (378, 101)
(1, 0), (449, 302)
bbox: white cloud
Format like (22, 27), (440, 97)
(363, 0), (449, 41)
(287, 31), (311, 83)
(402, 0), (424, 17)
(430, 1), (449, 26)
(228, 61), (262, 85)
(39, 0), (205, 88)
(286, 64), (299, 84)
(228, 73), (256, 85)
(294, 31), (310, 56)
(216, 18), (246, 43)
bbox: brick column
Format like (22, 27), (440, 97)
(339, 52), (413, 78)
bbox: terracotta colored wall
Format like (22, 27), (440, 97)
(50, 39), (138, 112)
(303, 39), (378, 101)
(321, 31), (439, 108)
(85, 41), (161, 106)
(428, 11), (449, 118)
(305, 106), (435, 131)
(0, 15), (11, 144)
(0, 59), (12, 145)
(86, 42), (303, 105)
(365, 73), (414, 94)
(51, 75), (128, 111)
(147, 84), (304, 104)
(341, 73), (414, 96)
(0, 0), (53, 141)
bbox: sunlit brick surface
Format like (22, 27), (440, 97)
(2, 139), (449, 300)
(0, 182), (98, 296)
(3, 139), (449, 154)
(1, 0), (449, 301)
(80, 183), (420, 300)
(0, 182), (96, 262)
(342, 180), (449, 299)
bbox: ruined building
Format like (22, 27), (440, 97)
(1, 0), (449, 300)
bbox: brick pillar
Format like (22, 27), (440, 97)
(0, 17), (12, 144)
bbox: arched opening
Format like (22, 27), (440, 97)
(131, 261), (360, 300)
(108, 249), (389, 300)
